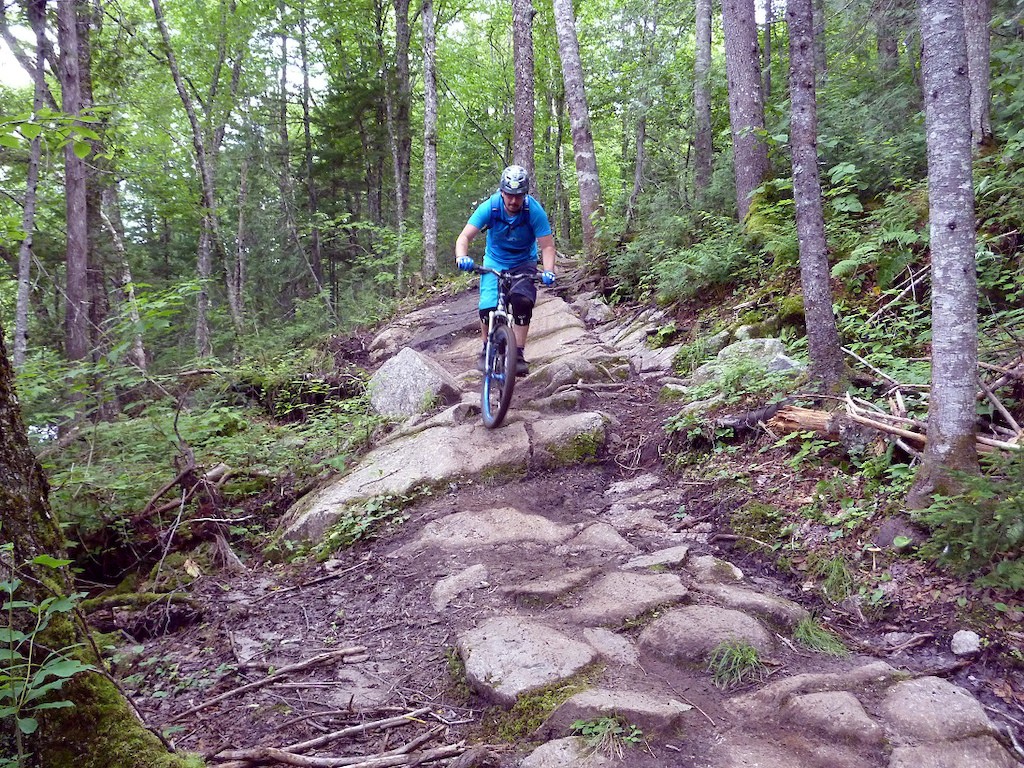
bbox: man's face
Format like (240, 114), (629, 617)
(501, 190), (526, 214)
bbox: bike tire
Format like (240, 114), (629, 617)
(481, 324), (518, 429)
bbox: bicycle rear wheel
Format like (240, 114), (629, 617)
(481, 324), (518, 429)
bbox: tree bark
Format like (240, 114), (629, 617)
(552, 0), (603, 262)
(298, 0), (324, 285)
(908, 0), (979, 505)
(0, 322), (196, 767)
(694, 0), (714, 194)
(553, 91), (571, 246)
(788, 0), (846, 392)
(874, 0), (900, 71)
(57, 0), (90, 364)
(421, 0), (439, 282)
(763, 7), (773, 100)
(101, 186), (148, 373)
(963, 0), (993, 149)
(512, 0), (536, 178)
(14, 0), (47, 368)
(722, 0), (770, 220)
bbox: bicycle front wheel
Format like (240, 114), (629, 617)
(481, 324), (518, 429)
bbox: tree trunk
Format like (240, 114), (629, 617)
(298, 0), (323, 285)
(694, 0), (714, 194)
(512, 0), (536, 178)
(625, 113), (647, 233)
(762, 9), (772, 100)
(812, 0), (827, 80)
(552, 0), (603, 263)
(874, 0), (901, 71)
(788, 0), (845, 392)
(57, 0), (90, 364)
(963, 0), (993, 149)
(421, 0), (439, 282)
(908, 0), (979, 505)
(101, 186), (147, 373)
(553, 91), (571, 246)
(722, 0), (770, 220)
(14, 0), (47, 368)
(0, 322), (196, 767)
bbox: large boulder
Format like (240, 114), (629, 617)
(368, 347), (462, 418)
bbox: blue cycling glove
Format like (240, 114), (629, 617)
(457, 256), (475, 271)
(541, 270), (556, 286)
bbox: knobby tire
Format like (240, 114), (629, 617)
(481, 324), (518, 429)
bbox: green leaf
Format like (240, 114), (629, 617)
(19, 123), (41, 139)
(17, 717), (38, 735)
(72, 140), (91, 159)
(31, 555), (72, 569)
(0, 133), (20, 148)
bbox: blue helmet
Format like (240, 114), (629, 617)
(499, 165), (530, 195)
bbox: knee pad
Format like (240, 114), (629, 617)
(509, 292), (535, 326)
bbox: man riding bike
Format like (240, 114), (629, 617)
(454, 165), (557, 377)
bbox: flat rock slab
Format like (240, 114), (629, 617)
(880, 676), (997, 743)
(570, 572), (689, 627)
(457, 617), (598, 706)
(623, 545), (691, 570)
(781, 691), (885, 746)
(539, 688), (693, 738)
(728, 661), (902, 718)
(639, 605), (773, 665)
(282, 409), (610, 541)
(499, 568), (600, 606)
(518, 737), (618, 768)
(888, 736), (1019, 768)
(430, 563), (489, 611)
(711, 736), (866, 768)
(394, 507), (577, 556)
(695, 583), (809, 630)
(555, 523), (638, 556)
(581, 628), (639, 667)
(282, 422), (530, 540)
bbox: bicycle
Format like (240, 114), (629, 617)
(470, 266), (540, 429)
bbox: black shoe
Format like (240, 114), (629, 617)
(476, 352), (486, 373)
(516, 356), (530, 377)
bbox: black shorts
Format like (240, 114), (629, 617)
(479, 273), (537, 326)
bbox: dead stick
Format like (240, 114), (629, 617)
(978, 379), (1022, 434)
(219, 743), (464, 768)
(169, 646), (368, 723)
(281, 709), (432, 754)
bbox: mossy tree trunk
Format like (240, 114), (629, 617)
(0, 326), (201, 767)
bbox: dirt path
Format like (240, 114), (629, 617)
(125, 286), (1023, 768)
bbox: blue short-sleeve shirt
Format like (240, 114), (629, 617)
(468, 192), (553, 308)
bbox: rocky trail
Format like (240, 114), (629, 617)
(124, 280), (1024, 768)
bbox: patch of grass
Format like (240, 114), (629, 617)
(571, 716), (645, 760)
(486, 671), (598, 743)
(808, 554), (855, 603)
(793, 617), (849, 657)
(444, 647), (471, 702)
(706, 640), (767, 689)
(313, 494), (410, 559)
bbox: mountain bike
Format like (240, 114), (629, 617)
(472, 266), (539, 429)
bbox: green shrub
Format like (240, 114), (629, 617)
(914, 454), (1024, 590)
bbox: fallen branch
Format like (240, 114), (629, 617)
(215, 741), (463, 768)
(80, 591), (195, 613)
(168, 646), (368, 723)
(211, 711), (435, 764)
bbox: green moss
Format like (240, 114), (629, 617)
(545, 430), (604, 467)
(40, 671), (204, 768)
(485, 668), (600, 743)
(730, 501), (787, 550)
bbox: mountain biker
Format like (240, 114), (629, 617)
(454, 164), (557, 377)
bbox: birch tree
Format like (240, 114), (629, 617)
(963, 0), (993, 149)
(512, 0), (536, 178)
(57, 0), (90, 364)
(422, 0), (439, 280)
(13, 0), (46, 367)
(694, 0), (714, 194)
(788, 0), (845, 391)
(552, 0), (603, 260)
(908, 0), (979, 504)
(722, 0), (770, 220)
